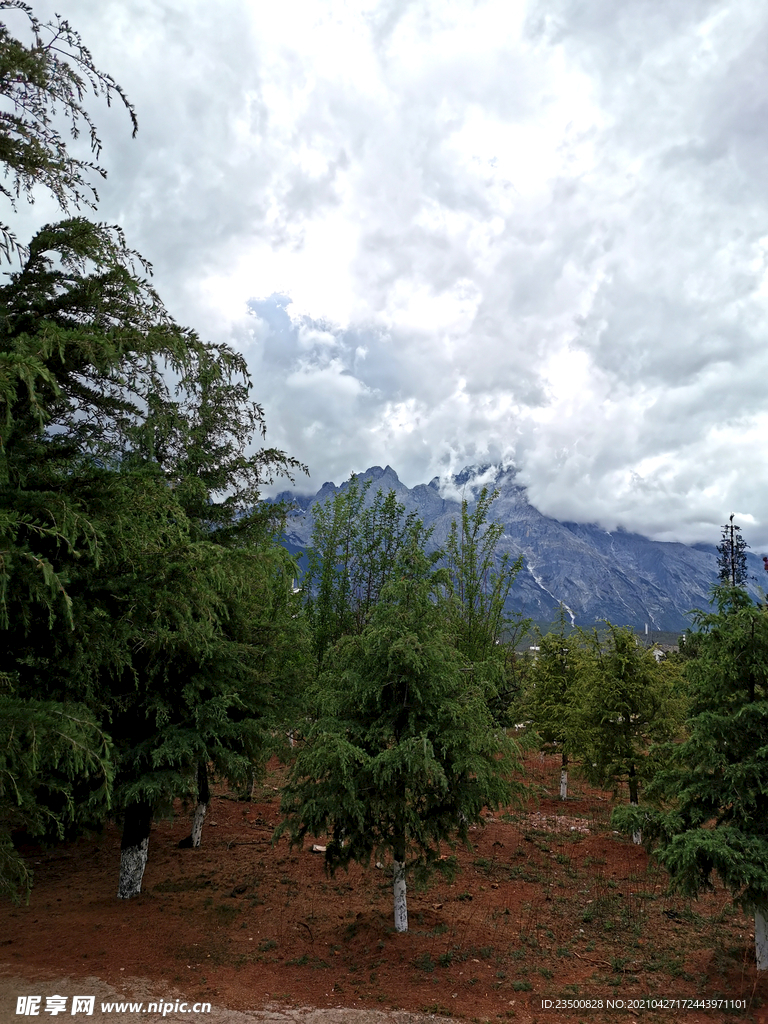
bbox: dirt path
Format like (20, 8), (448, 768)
(0, 973), (464, 1024)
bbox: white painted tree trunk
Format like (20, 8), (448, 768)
(393, 861), (408, 933)
(191, 800), (208, 848)
(117, 837), (148, 899)
(755, 908), (768, 970)
(190, 761), (210, 848)
(559, 767), (568, 800)
(630, 798), (642, 845)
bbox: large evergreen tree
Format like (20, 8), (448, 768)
(278, 537), (523, 932)
(0, 5), (308, 899)
(615, 587), (768, 969)
(0, 3), (143, 897)
(1, 222), (309, 897)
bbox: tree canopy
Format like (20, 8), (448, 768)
(573, 623), (686, 807)
(0, 1), (136, 261)
(614, 586), (768, 968)
(302, 477), (425, 667)
(0, 3), (308, 900)
(717, 514), (749, 589)
(278, 536), (523, 931)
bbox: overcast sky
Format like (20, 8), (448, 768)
(8, 0), (768, 546)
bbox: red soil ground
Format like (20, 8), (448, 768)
(2, 753), (768, 1024)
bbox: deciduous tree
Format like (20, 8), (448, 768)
(302, 478), (423, 667)
(442, 487), (529, 727)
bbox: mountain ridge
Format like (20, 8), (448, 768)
(270, 464), (763, 632)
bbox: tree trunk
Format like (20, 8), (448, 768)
(628, 765), (641, 845)
(559, 751), (568, 800)
(117, 800), (153, 899)
(393, 860), (408, 933)
(393, 832), (408, 933)
(191, 761), (210, 849)
(756, 908), (768, 970)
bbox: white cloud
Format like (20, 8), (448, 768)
(8, 0), (768, 548)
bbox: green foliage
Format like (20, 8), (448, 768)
(0, 8), (152, 893)
(5, 380), (308, 836)
(128, 337), (307, 546)
(0, 2), (136, 261)
(0, 689), (112, 901)
(442, 487), (530, 726)
(626, 587), (768, 913)
(525, 606), (581, 753)
(277, 537), (524, 883)
(0, 6), (309, 894)
(717, 514), (749, 589)
(572, 623), (687, 803)
(303, 477), (425, 667)
(0, 217), (202, 631)
(523, 617), (686, 802)
(105, 536), (306, 817)
(0, 217), (209, 453)
(443, 486), (526, 660)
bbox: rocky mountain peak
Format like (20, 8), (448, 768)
(270, 464), (758, 631)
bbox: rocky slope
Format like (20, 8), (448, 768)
(271, 464), (764, 633)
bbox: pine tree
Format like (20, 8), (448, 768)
(0, 6), (309, 899)
(572, 624), (686, 837)
(525, 607), (581, 799)
(102, 528), (306, 896)
(0, 5), (141, 897)
(277, 537), (523, 932)
(615, 587), (768, 969)
(717, 513), (749, 588)
(3, 325), (310, 895)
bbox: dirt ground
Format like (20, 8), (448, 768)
(2, 753), (768, 1024)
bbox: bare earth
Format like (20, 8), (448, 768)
(2, 754), (768, 1024)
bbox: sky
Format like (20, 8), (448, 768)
(6, 0), (768, 546)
